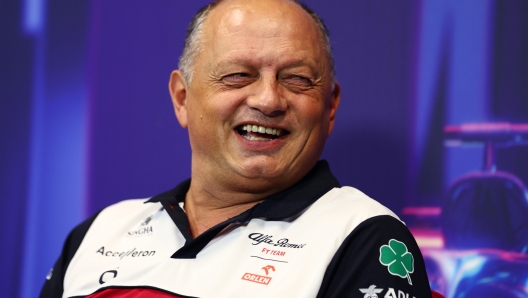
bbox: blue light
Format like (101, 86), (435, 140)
(20, 29), (46, 298)
(23, 0), (46, 35)
(19, 1), (86, 296)
(447, 255), (487, 297)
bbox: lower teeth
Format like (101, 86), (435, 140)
(243, 135), (271, 141)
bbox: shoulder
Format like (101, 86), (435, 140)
(67, 199), (159, 240)
(39, 198), (156, 297)
(68, 198), (162, 252)
(93, 198), (160, 222)
(314, 188), (432, 298)
(327, 186), (398, 215)
(308, 186), (401, 226)
(59, 198), (156, 261)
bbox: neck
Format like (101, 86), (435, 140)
(183, 179), (268, 238)
(183, 156), (313, 238)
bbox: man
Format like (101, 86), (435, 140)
(41, 0), (432, 297)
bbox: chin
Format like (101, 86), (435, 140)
(235, 159), (286, 179)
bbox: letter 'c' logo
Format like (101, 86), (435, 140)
(99, 270), (118, 284)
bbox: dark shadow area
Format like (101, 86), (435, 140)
(491, 0), (528, 186)
(0, 1), (34, 297)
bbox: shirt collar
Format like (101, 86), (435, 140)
(146, 160), (339, 258)
(146, 159), (339, 220)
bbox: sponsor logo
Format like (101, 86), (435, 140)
(359, 286), (417, 298)
(261, 247), (286, 257)
(384, 288), (417, 298)
(96, 246), (155, 259)
(99, 270), (118, 284)
(141, 216), (152, 226)
(241, 273), (272, 285)
(241, 264), (276, 285)
(127, 226), (153, 237)
(248, 233), (306, 248)
(359, 285), (383, 298)
(127, 216), (154, 237)
(261, 265), (275, 275)
(379, 239), (415, 285)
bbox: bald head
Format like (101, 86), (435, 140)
(178, 0), (334, 84)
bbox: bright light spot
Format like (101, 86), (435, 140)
(460, 255), (486, 277)
(23, 0), (45, 34)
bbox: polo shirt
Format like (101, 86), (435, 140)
(40, 160), (432, 297)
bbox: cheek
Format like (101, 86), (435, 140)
(185, 100), (214, 148)
(292, 102), (332, 147)
(292, 100), (327, 126)
(204, 92), (247, 124)
(186, 94), (218, 121)
(186, 95), (239, 141)
(186, 118), (222, 158)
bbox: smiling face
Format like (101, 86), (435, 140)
(170, 0), (340, 195)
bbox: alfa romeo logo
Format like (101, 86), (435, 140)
(379, 239), (414, 285)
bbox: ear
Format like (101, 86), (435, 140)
(169, 70), (189, 128)
(327, 81), (341, 135)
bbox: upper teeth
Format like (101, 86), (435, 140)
(241, 124), (282, 136)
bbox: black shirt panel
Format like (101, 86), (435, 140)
(316, 215), (432, 298)
(40, 211), (101, 298)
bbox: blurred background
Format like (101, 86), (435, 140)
(1, 0), (527, 297)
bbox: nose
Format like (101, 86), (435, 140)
(246, 76), (287, 117)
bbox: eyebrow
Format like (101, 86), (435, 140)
(213, 56), (321, 73)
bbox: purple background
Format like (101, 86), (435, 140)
(1, 0), (527, 297)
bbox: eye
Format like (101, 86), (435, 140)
(221, 73), (254, 87)
(282, 75), (314, 88)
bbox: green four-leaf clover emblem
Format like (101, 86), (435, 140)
(379, 239), (414, 285)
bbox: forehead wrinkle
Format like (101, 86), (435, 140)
(212, 38), (319, 67)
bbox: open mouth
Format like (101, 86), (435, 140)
(236, 124), (289, 141)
